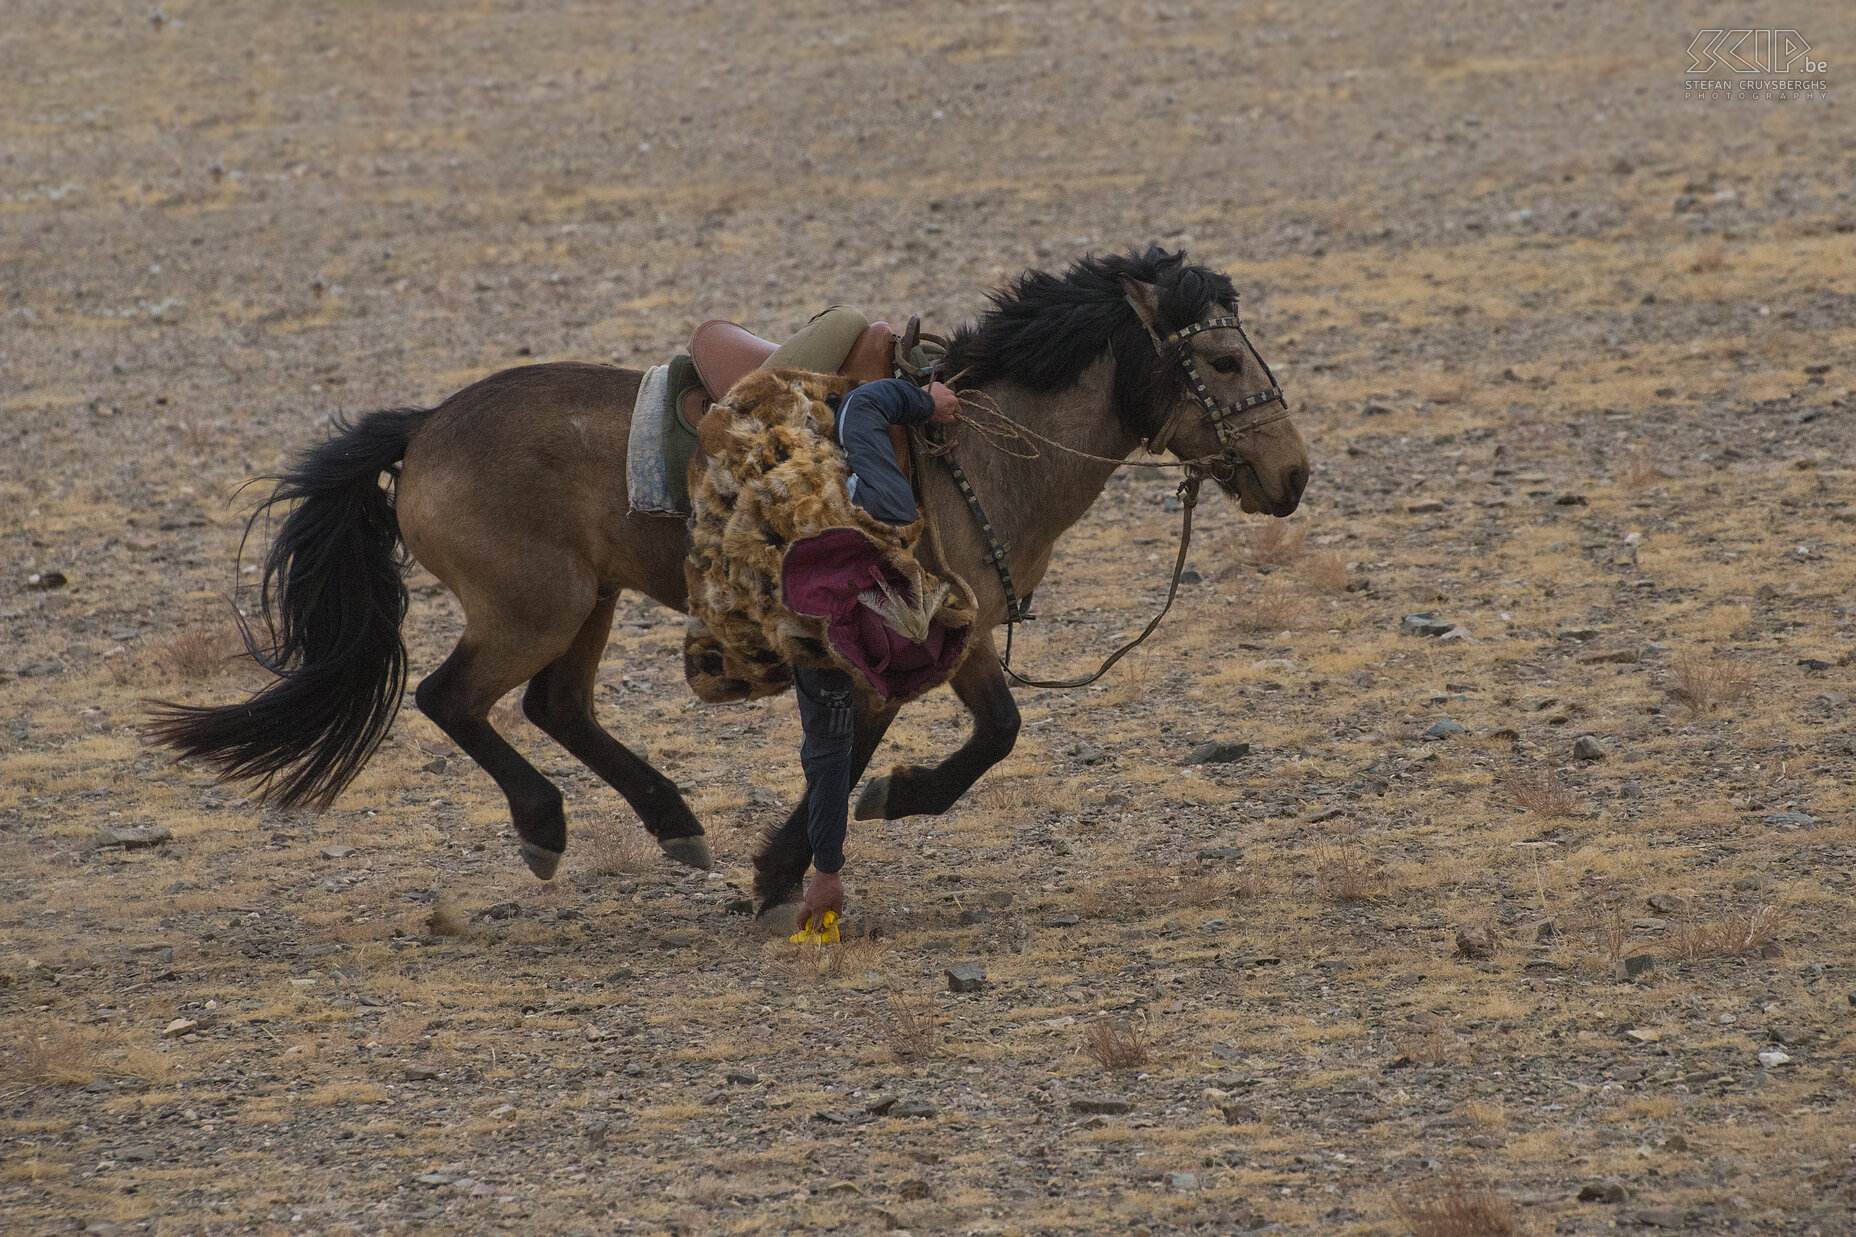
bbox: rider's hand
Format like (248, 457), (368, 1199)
(927, 381), (961, 425)
(801, 869), (844, 931)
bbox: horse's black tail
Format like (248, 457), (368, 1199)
(148, 407), (433, 809)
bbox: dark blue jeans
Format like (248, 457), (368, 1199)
(794, 666), (855, 874)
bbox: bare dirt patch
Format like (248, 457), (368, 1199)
(2, 2), (1853, 1234)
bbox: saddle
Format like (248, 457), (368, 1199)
(683, 318), (914, 480)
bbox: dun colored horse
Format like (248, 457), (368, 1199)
(151, 247), (1308, 926)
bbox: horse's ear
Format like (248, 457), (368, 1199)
(1120, 277), (1162, 335)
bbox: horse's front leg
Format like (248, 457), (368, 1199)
(854, 631), (1019, 821)
(752, 691), (900, 927)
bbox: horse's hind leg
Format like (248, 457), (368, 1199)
(415, 624), (581, 880)
(522, 594), (709, 870)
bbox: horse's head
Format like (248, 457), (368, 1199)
(1122, 267), (1308, 517)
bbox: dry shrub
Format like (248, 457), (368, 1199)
(882, 989), (938, 1058)
(1303, 549), (1349, 593)
(1605, 907), (1628, 969)
(1463, 1100), (1505, 1135)
(1252, 519), (1307, 566)
(1675, 905), (1793, 960)
(1315, 844), (1383, 902)
(1669, 652), (1756, 713)
(581, 824), (658, 878)
(1398, 1179), (1520, 1237)
(1237, 587), (1309, 633)
(1232, 866), (1272, 899)
(153, 623), (239, 680)
(1075, 878), (1136, 920)
(1079, 1017), (1149, 1071)
(1691, 244), (1730, 273)
(1170, 868), (1229, 909)
(8, 1025), (114, 1086)
(1622, 448), (1671, 490)
(426, 899), (468, 938)
(1503, 767), (1574, 818)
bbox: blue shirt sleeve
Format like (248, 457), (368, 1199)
(838, 379), (933, 525)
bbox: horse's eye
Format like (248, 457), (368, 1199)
(1209, 356), (1242, 375)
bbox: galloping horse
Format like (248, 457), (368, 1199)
(151, 247), (1308, 926)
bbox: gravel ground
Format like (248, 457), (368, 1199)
(3, 2), (1854, 1235)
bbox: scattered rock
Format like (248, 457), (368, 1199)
(296, 942), (344, 959)
(1615, 953), (1655, 981)
(1645, 893), (1687, 916)
(1762, 811), (1815, 827)
(1184, 740), (1250, 765)
(415, 1172), (453, 1186)
(26, 571), (68, 590)
(116, 1145), (159, 1163)
(1633, 1207), (1691, 1228)
(891, 1099), (937, 1118)
(1554, 493), (1588, 506)
(653, 930), (698, 950)
(419, 757), (448, 775)
(1756, 1049), (1790, 1068)
(1424, 719), (1468, 740)
(898, 1180), (933, 1200)
(95, 826), (172, 850)
(1361, 401), (1396, 417)
(1581, 647), (1640, 664)
(1044, 914), (1081, 928)
(945, 964), (987, 993)
(1578, 1178), (1630, 1204)
(474, 901), (520, 922)
(1165, 1171), (1198, 1190)
(1454, 926), (1496, 959)
(1195, 847), (1242, 861)
(1555, 626), (1600, 641)
(1400, 612), (1456, 637)
(1525, 918), (1557, 944)
(1623, 1028), (1661, 1044)
(1572, 735), (1607, 761)
(161, 1018), (197, 1038)
(1068, 1097), (1134, 1115)
(402, 1065), (440, 1081)
(1406, 498), (1445, 514)
(1437, 625), (1476, 642)
(320, 844), (359, 859)
(1306, 806), (1344, 823)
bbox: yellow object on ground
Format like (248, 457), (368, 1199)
(790, 910), (840, 944)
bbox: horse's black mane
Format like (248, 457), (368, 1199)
(941, 246), (1237, 439)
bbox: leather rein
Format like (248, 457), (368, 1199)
(922, 300), (1287, 690)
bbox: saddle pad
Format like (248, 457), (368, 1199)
(664, 353), (704, 514)
(625, 364), (678, 516)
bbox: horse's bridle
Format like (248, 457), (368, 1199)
(1132, 298), (1289, 472)
(919, 298), (1291, 690)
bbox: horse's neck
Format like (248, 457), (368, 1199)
(967, 356), (1138, 594)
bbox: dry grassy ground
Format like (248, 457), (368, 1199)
(3, 3), (1854, 1235)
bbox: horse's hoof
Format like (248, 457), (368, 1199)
(753, 900), (803, 938)
(658, 834), (713, 871)
(852, 775), (890, 821)
(519, 842), (563, 881)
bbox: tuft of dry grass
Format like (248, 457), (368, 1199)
(426, 900), (468, 938)
(1169, 867), (1229, 909)
(1675, 905), (1793, 960)
(1691, 243), (1730, 273)
(152, 623), (240, 680)
(1622, 448), (1671, 490)
(581, 823), (659, 878)
(1252, 519), (1307, 566)
(1303, 549), (1349, 593)
(1503, 767), (1574, 818)
(1079, 1017), (1149, 1071)
(7, 1025), (115, 1087)
(1315, 843), (1383, 902)
(1668, 652), (1756, 713)
(1236, 586), (1310, 633)
(1398, 1179), (1520, 1237)
(882, 989), (939, 1058)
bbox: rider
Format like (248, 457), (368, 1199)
(765, 309), (961, 932)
